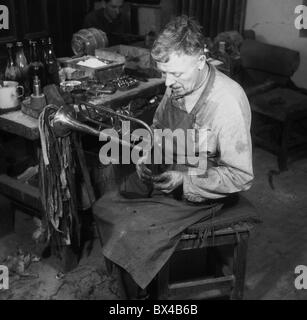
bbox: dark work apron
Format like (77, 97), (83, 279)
(94, 64), (223, 289)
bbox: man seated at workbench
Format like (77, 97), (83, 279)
(93, 15), (254, 298)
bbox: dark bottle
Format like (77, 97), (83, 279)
(44, 37), (60, 85)
(26, 40), (33, 62)
(4, 43), (21, 82)
(15, 41), (30, 95)
(40, 39), (48, 65)
(40, 38), (51, 84)
(29, 40), (46, 92)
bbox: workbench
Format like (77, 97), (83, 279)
(0, 78), (165, 141)
(0, 76), (165, 271)
(0, 77), (165, 215)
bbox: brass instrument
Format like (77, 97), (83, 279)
(51, 101), (154, 153)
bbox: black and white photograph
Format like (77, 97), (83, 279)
(0, 0), (307, 305)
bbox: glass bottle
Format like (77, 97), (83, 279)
(40, 38), (49, 84)
(26, 40), (33, 63)
(4, 43), (21, 82)
(45, 37), (60, 85)
(29, 40), (46, 92)
(40, 39), (48, 65)
(15, 41), (30, 95)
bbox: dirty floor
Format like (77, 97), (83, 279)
(1, 147), (307, 300)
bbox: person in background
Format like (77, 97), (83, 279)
(83, 0), (125, 46)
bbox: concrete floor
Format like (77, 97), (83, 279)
(1, 146), (307, 300)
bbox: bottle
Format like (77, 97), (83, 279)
(15, 41), (30, 95)
(40, 38), (48, 63)
(44, 37), (60, 85)
(217, 41), (231, 75)
(29, 40), (46, 92)
(4, 43), (21, 82)
(40, 38), (49, 82)
(26, 40), (33, 64)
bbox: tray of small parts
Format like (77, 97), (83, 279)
(62, 55), (125, 82)
(110, 75), (139, 91)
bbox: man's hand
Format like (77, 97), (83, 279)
(152, 171), (185, 194)
(136, 156), (153, 184)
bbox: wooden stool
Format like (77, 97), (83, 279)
(148, 196), (260, 300)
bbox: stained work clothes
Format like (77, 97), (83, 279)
(94, 194), (222, 290)
(94, 64), (254, 290)
(153, 64), (254, 202)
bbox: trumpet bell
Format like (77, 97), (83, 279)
(52, 107), (73, 137)
(52, 106), (101, 138)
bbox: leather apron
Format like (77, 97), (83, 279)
(94, 64), (223, 289)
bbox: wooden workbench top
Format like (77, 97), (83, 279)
(0, 110), (39, 140)
(89, 77), (165, 108)
(0, 78), (165, 141)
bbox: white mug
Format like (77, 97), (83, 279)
(0, 81), (24, 110)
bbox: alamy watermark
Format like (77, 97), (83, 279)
(294, 265), (307, 289)
(0, 5), (9, 30)
(295, 5), (307, 30)
(0, 265), (9, 290)
(98, 121), (208, 175)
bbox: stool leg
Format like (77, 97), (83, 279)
(93, 216), (115, 276)
(119, 268), (140, 299)
(151, 261), (170, 300)
(231, 232), (249, 300)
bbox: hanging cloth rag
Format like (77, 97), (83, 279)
(38, 105), (95, 257)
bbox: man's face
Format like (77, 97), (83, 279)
(156, 52), (206, 99)
(105, 0), (124, 20)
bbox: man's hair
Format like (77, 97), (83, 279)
(151, 15), (205, 63)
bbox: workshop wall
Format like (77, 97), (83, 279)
(245, 0), (307, 89)
(137, 0), (176, 35)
